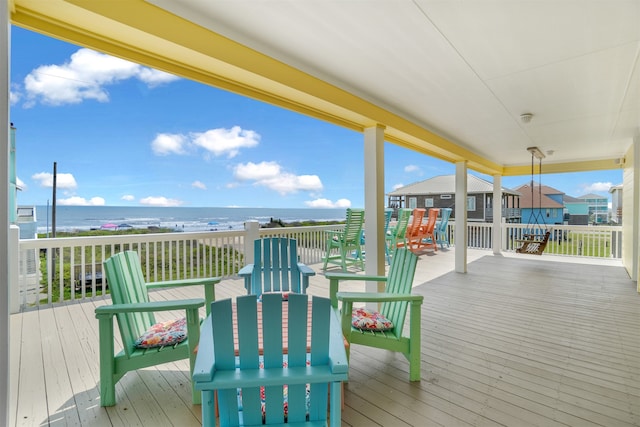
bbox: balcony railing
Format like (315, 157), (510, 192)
(13, 221), (622, 312)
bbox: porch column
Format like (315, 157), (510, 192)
(364, 125), (386, 293)
(1, 2), (10, 424)
(455, 162), (467, 273)
(493, 174), (502, 255)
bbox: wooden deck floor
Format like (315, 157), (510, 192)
(9, 249), (640, 426)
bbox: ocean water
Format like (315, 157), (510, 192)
(34, 205), (347, 234)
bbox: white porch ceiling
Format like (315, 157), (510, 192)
(149, 0), (640, 169)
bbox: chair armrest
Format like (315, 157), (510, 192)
(193, 315), (215, 383)
(297, 263), (316, 277)
(95, 298), (205, 318)
(145, 277), (221, 289)
(238, 264), (254, 278)
(146, 277), (219, 316)
(336, 291), (423, 304)
(327, 306), (349, 374)
(238, 264), (254, 294)
(325, 271), (387, 309)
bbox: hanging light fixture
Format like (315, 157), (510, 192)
(527, 146), (545, 159)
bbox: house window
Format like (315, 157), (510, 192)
(440, 194), (452, 199)
(425, 198), (434, 207)
(467, 196), (476, 211)
(408, 197), (417, 209)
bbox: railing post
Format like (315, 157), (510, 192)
(9, 225), (19, 314)
(244, 220), (260, 265)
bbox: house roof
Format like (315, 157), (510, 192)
(514, 184), (565, 209)
(388, 174), (520, 196)
(563, 194), (584, 204)
(576, 193), (608, 200)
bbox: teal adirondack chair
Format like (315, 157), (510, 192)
(325, 247), (423, 381)
(95, 251), (221, 406)
(193, 293), (348, 426)
(435, 207), (452, 248)
(322, 208), (365, 271)
(238, 237), (315, 296)
(386, 208), (412, 260)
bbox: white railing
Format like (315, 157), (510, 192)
(14, 220), (622, 311)
(503, 223), (622, 258)
(15, 223), (342, 311)
(445, 221), (622, 258)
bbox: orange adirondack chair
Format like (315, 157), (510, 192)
(414, 208), (440, 251)
(397, 208), (425, 252)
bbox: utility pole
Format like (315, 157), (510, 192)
(52, 162), (57, 238)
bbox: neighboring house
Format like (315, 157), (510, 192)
(514, 183), (565, 226)
(577, 193), (609, 224)
(387, 174), (521, 222)
(610, 184), (623, 224)
(563, 195), (589, 225)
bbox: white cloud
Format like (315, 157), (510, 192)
(58, 196), (105, 206)
(583, 182), (613, 193)
(404, 165), (421, 173)
(31, 172), (78, 189)
(233, 161), (323, 195)
(139, 196), (183, 207)
(121, 194), (135, 201)
(234, 161), (282, 181)
(151, 133), (188, 156)
(22, 48), (179, 106)
(392, 183), (404, 191)
(151, 126), (260, 158)
(191, 126), (260, 158)
(10, 83), (21, 105)
(192, 180), (207, 190)
(305, 198), (351, 208)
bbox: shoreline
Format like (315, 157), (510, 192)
(39, 217), (344, 238)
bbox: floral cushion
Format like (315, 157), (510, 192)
(135, 317), (187, 349)
(351, 307), (394, 331)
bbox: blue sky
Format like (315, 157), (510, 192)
(11, 27), (622, 209)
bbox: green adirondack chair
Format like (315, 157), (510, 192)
(322, 208), (365, 271)
(325, 247), (423, 381)
(95, 250), (221, 406)
(238, 237), (315, 296)
(385, 208), (412, 261)
(193, 293), (348, 426)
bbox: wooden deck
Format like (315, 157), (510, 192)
(9, 249), (640, 426)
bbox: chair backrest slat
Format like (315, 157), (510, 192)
(103, 251), (155, 355)
(343, 208), (365, 244)
(406, 208), (426, 238)
(252, 238), (303, 295)
(210, 298), (242, 425)
(424, 208), (439, 233)
(381, 248), (418, 337)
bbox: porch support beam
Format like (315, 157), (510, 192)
(364, 125), (386, 294)
(455, 161), (467, 273)
(1, 1), (10, 423)
(493, 174), (502, 255)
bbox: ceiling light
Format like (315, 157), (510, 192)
(520, 113), (533, 123)
(527, 146), (545, 159)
